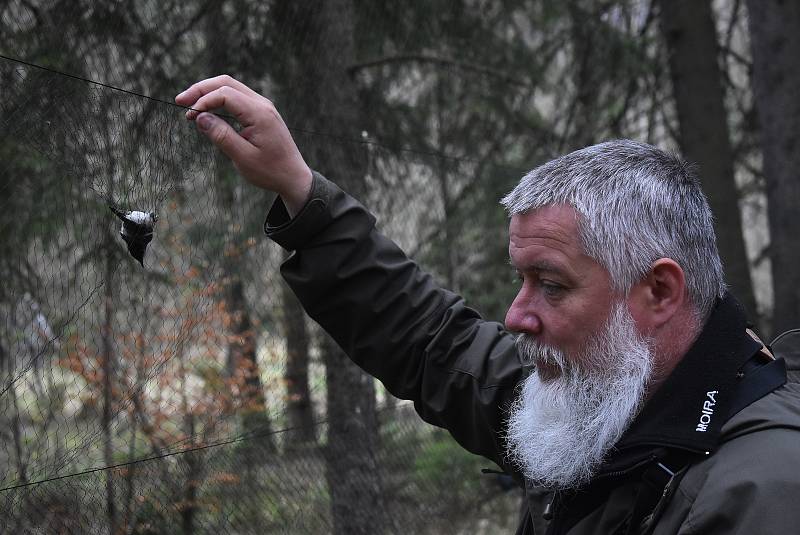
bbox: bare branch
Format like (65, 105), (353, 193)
(348, 54), (532, 88)
(719, 44), (752, 72)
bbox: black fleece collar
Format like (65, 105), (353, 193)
(608, 293), (763, 462)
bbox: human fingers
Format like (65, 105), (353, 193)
(178, 78), (310, 200)
(196, 109), (311, 203)
(183, 85), (258, 123)
(195, 111), (257, 165)
(175, 74), (260, 108)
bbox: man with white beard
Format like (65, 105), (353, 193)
(507, 302), (653, 491)
(177, 76), (800, 535)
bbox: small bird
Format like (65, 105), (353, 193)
(109, 206), (157, 266)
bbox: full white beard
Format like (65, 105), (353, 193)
(506, 301), (653, 490)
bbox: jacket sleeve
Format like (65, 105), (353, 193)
(265, 172), (525, 468)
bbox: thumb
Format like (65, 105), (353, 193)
(196, 112), (249, 161)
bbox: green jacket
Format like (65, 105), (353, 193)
(265, 172), (800, 534)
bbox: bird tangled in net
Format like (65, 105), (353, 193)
(0, 64), (204, 267)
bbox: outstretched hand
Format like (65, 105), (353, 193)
(176, 75), (312, 216)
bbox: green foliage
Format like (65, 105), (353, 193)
(413, 429), (487, 497)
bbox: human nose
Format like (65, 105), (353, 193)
(504, 285), (543, 335)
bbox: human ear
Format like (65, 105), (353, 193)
(627, 258), (687, 329)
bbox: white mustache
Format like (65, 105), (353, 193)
(505, 303), (654, 489)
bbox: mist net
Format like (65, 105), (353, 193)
(0, 1), (533, 533)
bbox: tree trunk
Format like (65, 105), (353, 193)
(205, 3), (275, 451)
(9, 386), (28, 486)
(566, 1), (603, 148)
(102, 235), (117, 535)
(177, 335), (199, 535)
(746, 0), (800, 337)
(322, 337), (384, 535)
(224, 275), (274, 446)
(435, 78), (457, 290)
(181, 415), (198, 535)
(282, 264), (316, 445)
(270, 0), (387, 531)
(658, 0), (757, 316)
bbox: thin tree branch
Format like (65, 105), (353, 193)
(348, 54), (532, 88)
(721, 0), (742, 74)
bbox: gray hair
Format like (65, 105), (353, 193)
(501, 139), (725, 320)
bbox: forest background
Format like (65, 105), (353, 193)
(1, 0), (798, 534)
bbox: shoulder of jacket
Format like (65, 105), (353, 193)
(670, 387), (800, 508)
(666, 424), (800, 534)
(721, 381), (800, 440)
(667, 415), (800, 524)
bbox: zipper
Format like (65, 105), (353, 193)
(596, 444), (707, 480)
(543, 491), (560, 534)
(594, 453), (660, 480)
(542, 450), (679, 534)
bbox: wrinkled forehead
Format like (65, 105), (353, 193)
(508, 203), (591, 251)
(509, 203), (580, 236)
(508, 201), (612, 279)
(508, 204), (601, 268)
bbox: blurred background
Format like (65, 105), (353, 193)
(0, 0), (798, 533)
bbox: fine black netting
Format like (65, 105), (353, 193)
(0, 1), (562, 533)
(1, 67), (196, 214)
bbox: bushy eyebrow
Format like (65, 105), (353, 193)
(508, 257), (567, 276)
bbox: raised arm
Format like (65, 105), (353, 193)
(176, 76), (525, 467)
(175, 74), (312, 216)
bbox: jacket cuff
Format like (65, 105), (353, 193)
(264, 171), (336, 250)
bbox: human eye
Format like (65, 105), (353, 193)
(541, 280), (567, 299)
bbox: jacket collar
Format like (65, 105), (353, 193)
(605, 293), (762, 465)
